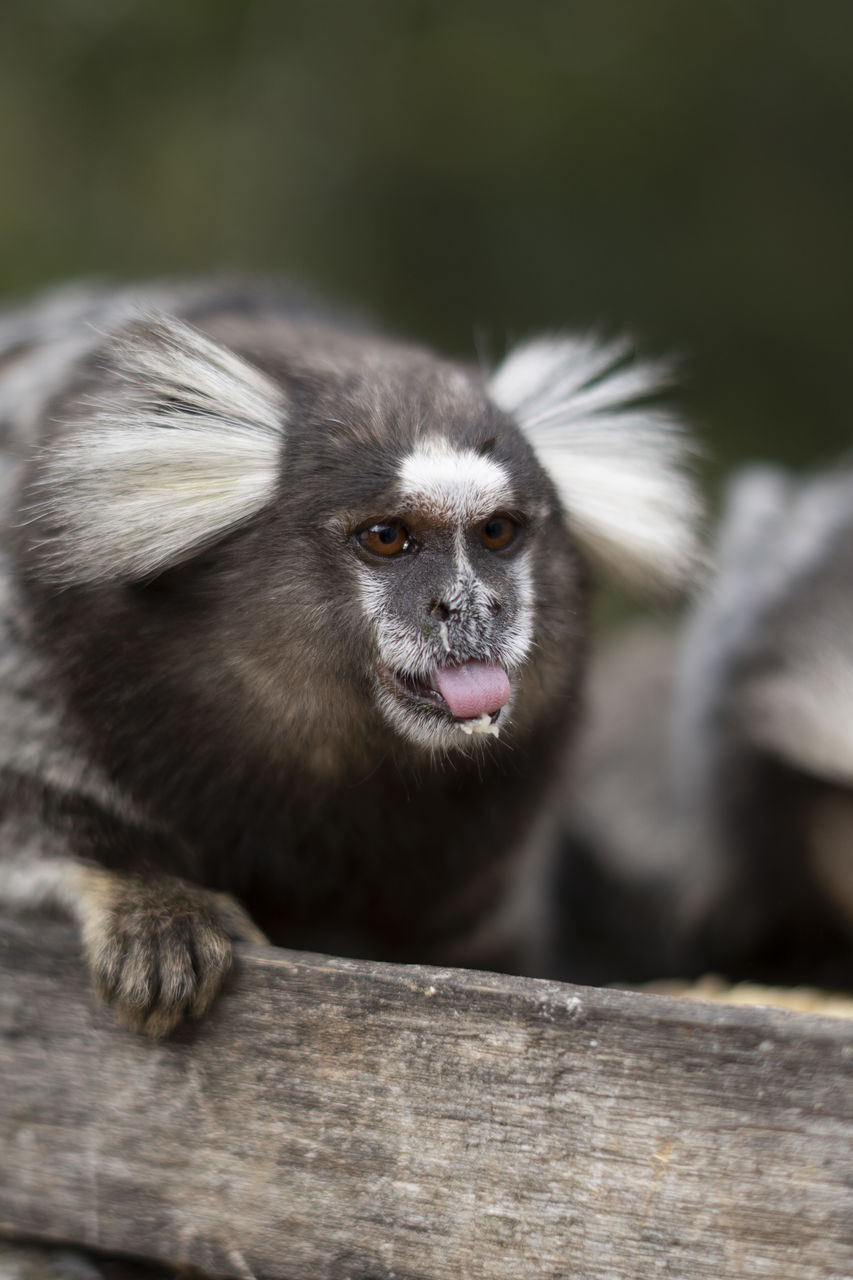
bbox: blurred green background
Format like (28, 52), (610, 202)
(2, 0), (852, 480)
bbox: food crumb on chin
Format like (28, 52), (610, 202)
(458, 712), (500, 738)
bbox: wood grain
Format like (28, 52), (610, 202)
(1, 916), (851, 1280)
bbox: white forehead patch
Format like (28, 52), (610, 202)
(396, 438), (513, 525)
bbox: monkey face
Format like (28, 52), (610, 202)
(345, 446), (539, 749)
(254, 365), (571, 759)
(355, 513), (530, 745)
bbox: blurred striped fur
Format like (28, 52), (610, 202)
(558, 462), (853, 988)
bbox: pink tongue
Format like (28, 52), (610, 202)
(433, 661), (511, 720)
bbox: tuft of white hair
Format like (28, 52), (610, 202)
(489, 336), (703, 592)
(30, 312), (287, 583)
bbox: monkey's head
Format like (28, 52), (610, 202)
(20, 298), (702, 772)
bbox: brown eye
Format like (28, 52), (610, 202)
(359, 522), (412, 557)
(480, 516), (518, 552)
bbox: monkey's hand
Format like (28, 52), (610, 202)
(73, 866), (267, 1037)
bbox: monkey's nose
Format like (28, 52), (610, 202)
(428, 592), (502, 621)
(428, 598), (452, 621)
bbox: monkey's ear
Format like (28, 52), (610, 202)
(489, 336), (704, 593)
(29, 312), (287, 583)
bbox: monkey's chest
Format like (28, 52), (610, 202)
(212, 773), (535, 963)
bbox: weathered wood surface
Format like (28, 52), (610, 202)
(1, 916), (851, 1280)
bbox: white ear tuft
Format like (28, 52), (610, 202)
(31, 312), (287, 583)
(489, 336), (704, 593)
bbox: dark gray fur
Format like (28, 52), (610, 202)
(0, 281), (697, 1034)
(558, 465), (853, 988)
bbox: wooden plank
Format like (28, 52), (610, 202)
(1, 915), (851, 1280)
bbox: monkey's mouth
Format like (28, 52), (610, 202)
(388, 661), (511, 726)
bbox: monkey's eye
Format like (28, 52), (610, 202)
(358, 521), (413, 558)
(480, 515), (519, 552)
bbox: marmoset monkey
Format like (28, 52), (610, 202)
(558, 464), (853, 989)
(0, 281), (700, 1034)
